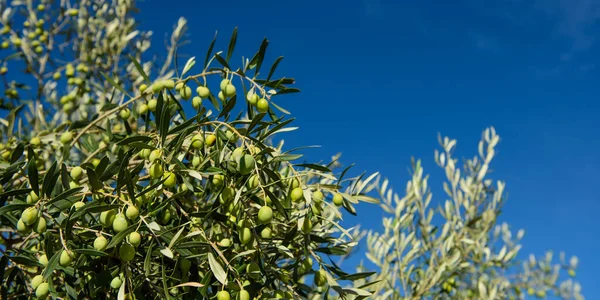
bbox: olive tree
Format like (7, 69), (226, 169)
(347, 128), (584, 300)
(0, 1), (376, 299)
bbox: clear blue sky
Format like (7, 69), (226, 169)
(138, 0), (599, 297)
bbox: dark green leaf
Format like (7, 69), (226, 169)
(226, 27), (238, 63)
(204, 32), (217, 69)
(42, 250), (62, 280)
(294, 164), (331, 173)
(72, 249), (108, 257)
(266, 56), (284, 82)
(27, 149), (39, 196)
(0, 188), (32, 198)
(0, 203), (32, 215)
(106, 224), (137, 249)
(214, 54), (230, 70)
(218, 95), (236, 118)
(117, 135), (153, 146)
(128, 55), (151, 83)
(41, 161), (58, 197)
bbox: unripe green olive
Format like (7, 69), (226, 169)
(191, 133), (204, 149)
(149, 163), (164, 179)
(238, 289), (250, 300)
(21, 207), (39, 225)
(257, 206), (273, 224)
(26, 191), (39, 204)
(139, 148), (151, 159)
(119, 108), (131, 120)
(312, 190), (324, 203)
(35, 282), (49, 298)
(94, 236), (108, 251)
(224, 84), (236, 97)
(137, 104), (148, 115)
(220, 187), (235, 204)
(163, 172), (176, 188)
(148, 99), (157, 111)
(239, 227), (252, 245)
(91, 158), (101, 167)
(314, 269), (327, 287)
(164, 79), (175, 89)
(247, 93), (259, 106)
(219, 238), (231, 247)
(301, 218), (313, 234)
(119, 243), (136, 261)
(212, 174), (224, 186)
(260, 227), (272, 239)
(192, 156), (201, 168)
(152, 82), (164, 93)
(206, 134), (216, 146)
(139, 83), (148, 93)
(159, 208), (172, 224)
(290, 188), (303, 202)
(38, 254), (48, 267)
(13, 38), (22, 47)
(197, 86), (210, 98)
(246, 262), (260, 279)
(17, 219), (30, 233)
(60, 132), (74, 144)
(180, 86), (192, 100)
(217, 291), (230, 300)
(218, 91), (225, 101)
(110, 276), (122, 289)
(31, 274), (44, 289)
(333, 193), (343, 206)
(238, 154), (255, 175)
(247, 175), (259, 190)
(100, 210), (117, 227)
(179, 258), (191, 272)
(34, 217), (47, 233)
(67, 8), (79, 16)
(220, 79), (230, 91)
(128, 232), (142, 247)
(112, 214), (129, 232)
(59, 250), (73, 266)
(257, 99), (269, 113)
(72, 201), (85, 210)
(192, 96), (202, 109)
(126, 205), (139, 220)
(149, 149), (162, 162)
(70, 166), (83, 181)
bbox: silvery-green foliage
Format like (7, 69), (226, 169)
(350, 128), (583, 299)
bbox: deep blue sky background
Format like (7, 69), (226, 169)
(139, 0), (599, 297)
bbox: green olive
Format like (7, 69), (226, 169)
(34, 217), (47, 233)
(35, 282), (49, 298)
(163, 172), (176, 188)
(220, 79), (230, 91)
(197, 86), (210, 98)
(60, 131), (74, 144)
(260, 227), (272, 239)
(205, 134), (217, 146)
(164, 79), (175, 89)
(212, 174), (224, 186)
(191, 133), (204, 149)
(17, 219), (30, 233)
(148, 99), (157, 111)
(119, 108), (131, 120)
(219, 238), (231, 247)
(314, 269), (327, 287)
(290, 188), (304, 202)
(31, 275), (44, 289)
(238, 154), (255, 175)
(301, 218), (313, 234)
(110, 276), (123, 289)
(100, 210), (117, 227)
(38, 254), (48, 267)
(149, 163), (164, 179)
(257, 206), (273, 224)
(119, 243), (136, 261)
(224, 84), (236, 97)
(239, 227), (252, 245)
(192, 96), (202, 109)
(70, 166), (83, 181)
(128, 231), (142, 247)
(180, 86), (192, 100)
(238, 289), (250, 300)
(21, 207), (39, 225)
(94, 236), (108, 251)
(247, 93), (259, 106)
(312, 190), (324, 203)
(137, 103), (148, 115)
(59, 250), (72, 266)
(112, 215), (129, 232)
(333, 193), (343, 206)
(256, 99), (269, 113)
(126, 205), (139, 220)
(216, 291), (230, 300)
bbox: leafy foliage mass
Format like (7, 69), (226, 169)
(0, 1), (583, 300)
